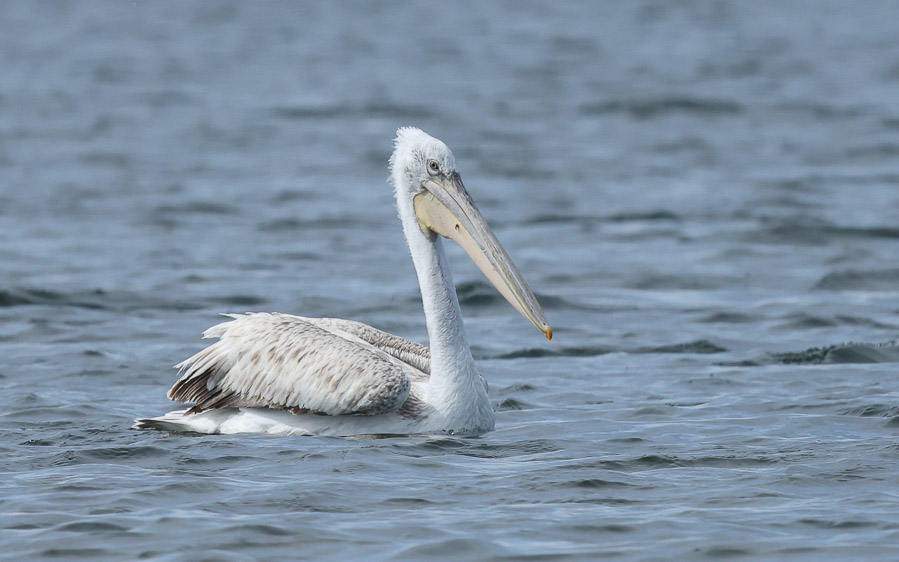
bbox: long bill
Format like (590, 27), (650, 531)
(413, 172), (552, 340)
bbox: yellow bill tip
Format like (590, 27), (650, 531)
(543, 325), (553, 341)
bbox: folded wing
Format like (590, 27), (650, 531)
(168, 313), (421, 416)
(305, 317), (430, 378)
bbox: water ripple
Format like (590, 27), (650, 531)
(4, 2), (899, 560)
(770, 341), (899, 364)
(580, 96), (743, 118)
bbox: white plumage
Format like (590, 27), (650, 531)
(134, 128), (549, 436)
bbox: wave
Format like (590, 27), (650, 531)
(0, 287), (263, 312)
(637, 340), (727, 354)
(496, 339), (725, 359)
(152, 201), (237, 216)
(580, 96), (743, 119)
(494, 397), (538, 411)
(0, 288), (109, 310)
(272, 102), (432, 121)
(815, 269), (899, 291)
(754, 220), (899, 245)
(769, 341), (899, 365)
(839, 404), (899, 418)
(523, 210), (680, 226)
(495, 344), (615, 359)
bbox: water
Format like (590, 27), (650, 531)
(3, 1), (899, 559)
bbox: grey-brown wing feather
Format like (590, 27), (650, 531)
(306, 317), (430, 380)
(168, 313), (419, 416)
(308, 317), (487, 392)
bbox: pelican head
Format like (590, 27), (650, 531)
(390, 127), (552, 340)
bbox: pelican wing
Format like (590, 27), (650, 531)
(305, 317), (430, 378)
(307, 317), (490, 392)
(168, 313), (418, 416)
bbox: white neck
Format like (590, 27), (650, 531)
(394, 184), (493, 430)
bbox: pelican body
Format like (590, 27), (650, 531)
(134, 128), (550, 436)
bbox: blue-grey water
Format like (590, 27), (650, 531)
(3, 1), (899, 559)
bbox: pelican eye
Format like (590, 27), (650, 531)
(427, 159), (440, 175)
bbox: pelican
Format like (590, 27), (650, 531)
(134, 127), (551, 436)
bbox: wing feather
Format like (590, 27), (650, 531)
(305, 317), (487, 392)
(306, 317), (431, 378)
(168, 313), (414, 416)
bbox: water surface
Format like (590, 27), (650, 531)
(3, 1), (899, 559)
